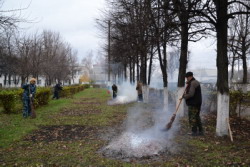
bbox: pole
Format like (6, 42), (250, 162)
(108, 20), (111, 82)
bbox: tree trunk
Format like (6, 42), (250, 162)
(177, 23), (188, 88)
(177, 19), (189, 117)
(215, 0), (229, 136)
(4, 74), (7, 86)
(148, 47), (154, 85)
(242, 52), (247, 84)
(176, 87), (186, 117)
(163, 87), (168, 112)
(124, 64), (127, 81)
(133, 58), (135, 84)
(21, 76), (25, 86)
(216, 92), (229, 136)
(143, 85), (149, 103)
(137, 54), (140, 81)
(129, 60), (133, 84)
(140, 52), (147, 85)
(8, 74), (11, 86)
(230, 54), (236, 83)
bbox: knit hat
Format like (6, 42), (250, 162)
(185, 72), (193, 77)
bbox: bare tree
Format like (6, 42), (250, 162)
(228, 2), (250, 84)
(194, 0), (250, 136)
(0, 0), (27, 33)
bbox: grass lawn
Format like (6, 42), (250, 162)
(0, 88), (249, 166)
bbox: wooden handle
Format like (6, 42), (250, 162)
(174, 87), (187, 114)
(227, 118), (233, 142)
(175, 98), (183, 114)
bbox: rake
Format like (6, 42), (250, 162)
(165, 87), (187, 130)
(29, 85), (36, 119)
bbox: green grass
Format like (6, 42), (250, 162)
(0, 88), (141, 166)
(0, 88), (249, 166)
(0, 96), (70, 148)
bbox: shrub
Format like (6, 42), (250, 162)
(229, 90), (250, 115)
(60, 87), (72, 98)
(0, 90), (22, 114)
(83, 84), (90, 89)
(60, 85), (85, 98)
(0, 84), (87, 114)
(34, 88), (51, 108)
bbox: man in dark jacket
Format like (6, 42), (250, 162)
(53, 82), (63, 99)
(112, 84), (118, 99)
(22, 78), (36, 118)
(183, 72), (203, 136)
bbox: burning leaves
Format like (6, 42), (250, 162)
(100, 102), (177, 159)
(103, 132), (166, 158)
(107, 96), (137, 105)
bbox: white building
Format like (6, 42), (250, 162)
(0, 65), (90, 88)
(168, 68), (217, 83)
(90, 64), (109, 84)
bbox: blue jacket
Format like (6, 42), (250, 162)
(22, 84), (36, 99)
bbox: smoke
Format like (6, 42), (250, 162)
(107, 81), (137, 105)
(103, 89), (180, 158)
(200, 84), (217, 115)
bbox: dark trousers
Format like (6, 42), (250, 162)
(23, 98), (31, 118)
(138, 94), (143, 102)
(53, 91), (59, 99)
(188, 106), (203, 133)
(113, 91), (117, 98)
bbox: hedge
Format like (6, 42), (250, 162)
(34, 88), (51, 108)
(229, 90), (250, 115)
(0, 88), (51, 114)
(0, 89), (22, 114)
(0, 84), (88, 114)
(59, 84), (85, 98)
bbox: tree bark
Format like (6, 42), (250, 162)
(148, 47), (154, 85)
(177, 22), (189, 87)
(215, 0), (229, 136)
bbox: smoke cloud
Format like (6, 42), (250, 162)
(107, 81), (137, 105)
(103, 87), (180, 158)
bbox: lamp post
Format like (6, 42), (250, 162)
(108, 20), (111, 83)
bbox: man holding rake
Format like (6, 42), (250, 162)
(183, 72), (204, 136)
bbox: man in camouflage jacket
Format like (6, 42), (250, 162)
(183, 72), (203, 136)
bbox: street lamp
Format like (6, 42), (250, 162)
(108, 20), (111, 83)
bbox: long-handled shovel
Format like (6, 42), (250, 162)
(165, 87), (187, 130)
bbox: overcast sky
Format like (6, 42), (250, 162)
(2, 0), (106, 61)
(2, 0), (217, 69)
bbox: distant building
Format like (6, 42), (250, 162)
(191, 69), (217, 83)
(69, 65), (90, 84)
(0, 65), (90, 88)
(89, 64), (108, 84)
(168, 68), (217, 83)
(0, 75), (45, 88)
